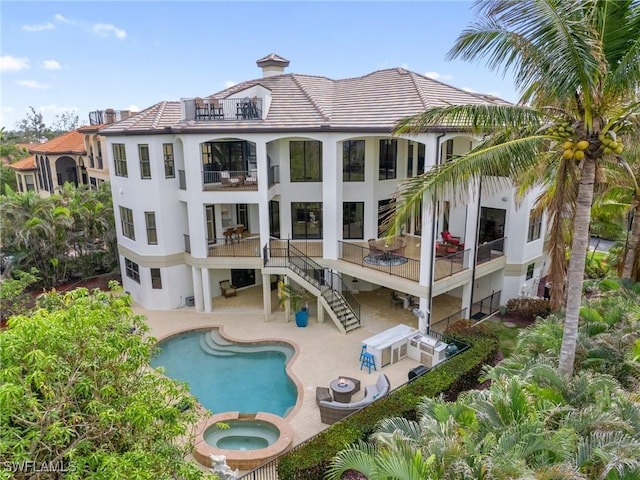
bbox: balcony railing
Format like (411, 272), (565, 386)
(434, 248), (470, 280)
(476, 237), (506, 265)
(88, 109), (132, 126)
(339, 241), (420, 282)
(207, 237), (260, 257)
(202, 170), (258, 191)
(470, 290), (502, 321)
(186, 97), (264, 122)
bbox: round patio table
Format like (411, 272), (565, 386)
(330, 378), (356, 403)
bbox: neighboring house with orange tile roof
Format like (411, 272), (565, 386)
(7, 110), (128, 196)
(6, 155), (37, 192)
(97, 54), (548, 331)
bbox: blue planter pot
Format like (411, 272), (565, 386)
(295, 309), (308, 327)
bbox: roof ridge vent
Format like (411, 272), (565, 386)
(256, 53), (290, 77)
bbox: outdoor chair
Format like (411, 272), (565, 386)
(219, 280), (237, 298)
(368, 238), (384, 257)
(223, 228), (234, 244)
(441, 230), (461, 245)
(194, 97), (209, 120)
(210, 98), (224, 119)
(233, 225), (245, 242)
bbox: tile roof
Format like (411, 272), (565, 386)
(29, 130), (86, 155)
(99, 66), (512, 135)
(7, 155), (36, 171)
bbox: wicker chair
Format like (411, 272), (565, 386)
(219, 280), (237, 298)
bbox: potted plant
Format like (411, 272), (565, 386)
(277, 280), (309, 327)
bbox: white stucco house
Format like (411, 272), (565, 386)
(99, 54), (547, 334)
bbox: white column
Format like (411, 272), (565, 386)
(255, 139), (271, 248)
(322, 135), (340, 259)
(201, 268), (212, 312)
(262, 273), (272, 321)
(192, 266), (204, 312)
(461, 283), (473, 319)
(464, 179), (481, 269)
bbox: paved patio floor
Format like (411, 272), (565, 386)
(138, 285), (430, 450)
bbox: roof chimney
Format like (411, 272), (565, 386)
(256, 53), (290, 78)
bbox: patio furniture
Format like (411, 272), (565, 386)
(318, 374), (389, 425)
(232, 225), (245, 242)
(244, 170), (257, 186)
(220, 171), (243, 187)
(360, 351), (377, 373)
(436, 242), (457, 257)
(223, 228), (234, 244)
(315, 387), (332, 406)
(330, 378), (357, 403)
(391, 291), (404, 309)
(441, 230), (461, 245)
(209, 98), (224, 119)
(195, 97), (209, 120)
(219, 280), (237, 298)
(368, 238), (384, 257)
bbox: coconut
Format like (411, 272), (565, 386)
(576, 140), (589, 151)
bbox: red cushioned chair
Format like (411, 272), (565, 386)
(441, 230), (461, 245)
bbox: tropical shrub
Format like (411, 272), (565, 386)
(505, 297), (551, 323)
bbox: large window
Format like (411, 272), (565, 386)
(150, 268), (162, 289)
(291, 202), (322, 239)
(343, 202), (364, 239)
(139, 144), (151, 179)
(119, 206), (135, 240)
(163, 143), (175, 178)
(290, 141), (322, 182)
(443, 139), (454, 162)
(145, 211), (157, 245)
(124, 258), (140, 283)
(526, 263), (535, 280)
(269, 201), (280, 238)
(528, 210), (542, 242)
(378, 139), (397, 180)
(113, 144), (128, 177)
(343, 140), (364, 181)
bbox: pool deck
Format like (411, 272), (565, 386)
(138, 285), (428, 465)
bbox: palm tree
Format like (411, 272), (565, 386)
(391, 0), (640, 376)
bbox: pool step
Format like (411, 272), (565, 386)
(199, 335), (236, 357)
(199, 329), (294, 361)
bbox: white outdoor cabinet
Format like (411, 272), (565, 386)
(362, 324), (417, 369)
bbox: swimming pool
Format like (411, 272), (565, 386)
(151, 329), (298, 417)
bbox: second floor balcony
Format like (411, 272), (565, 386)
(184, 97), (265, 122)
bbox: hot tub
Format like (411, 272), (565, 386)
(193, 412), (293, 471)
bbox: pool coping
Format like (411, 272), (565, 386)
(192, 411), (294, 471)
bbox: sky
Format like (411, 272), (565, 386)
(0, 0), (521, 130)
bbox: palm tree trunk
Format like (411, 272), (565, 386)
(559, 158), (596, 377)
(621, 202), (640, 280)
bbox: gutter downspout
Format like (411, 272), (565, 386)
(427, 132), (446, 332)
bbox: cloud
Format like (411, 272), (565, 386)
(40, 105), (78, 114)
(127, 105), (139, 113)
(54, 14), (72, 24)
(17, 80), (50, 89)
(92, 23), (126, 39)
(462, 87), (477, 93)
(425, 71), (454, 81)
(0, 55), (30, 73)
(0, 106), (15, 127)
(224, 80), (237, 88)
(43, 59), (62, 70)
(22, 22), (55, 32)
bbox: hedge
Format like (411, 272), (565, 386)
(277, 330), (499, 480)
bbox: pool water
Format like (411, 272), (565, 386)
(205, 419), (281, 450)
(151, 330), (297, 416)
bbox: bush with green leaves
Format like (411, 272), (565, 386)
(0, 284), (215, 480)
(505, 297), (551, 323)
